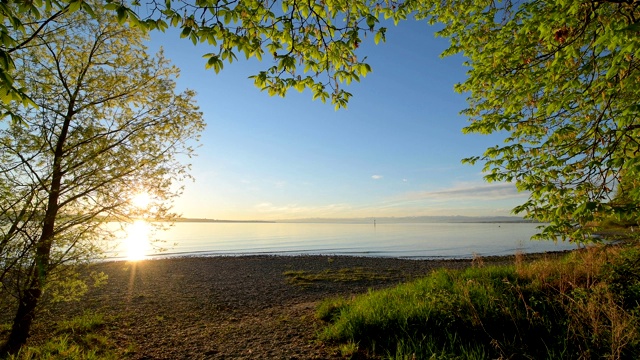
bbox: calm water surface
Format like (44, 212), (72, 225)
(106, 222), (580, 260)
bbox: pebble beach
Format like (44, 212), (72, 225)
(20, 253), (564, 359)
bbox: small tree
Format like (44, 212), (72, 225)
(0, 6), (204, 354)
(413, 0), (640, 240)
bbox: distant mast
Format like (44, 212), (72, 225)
(374, 219), (376, 227)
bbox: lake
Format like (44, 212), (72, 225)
(105, 221), (581, 261)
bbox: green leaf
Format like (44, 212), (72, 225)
(294, 81), (305, 92)
(103, 3), (119, 11)
(374, 28), (386, 45)
(68, 0), (82, 13)
(620, 21), (640, 32)
(366, 15), (376, 29)
(116, 6), (126, 24)
(171, 15), (181, 27)
(180, 27), (191, 39)
(204, 55), (224, 74)
(81, 2), (96, 18)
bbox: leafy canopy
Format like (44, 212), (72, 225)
(0, 0), (413, 110)
(413, 0), (640, 240)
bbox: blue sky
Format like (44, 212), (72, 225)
(147, 19), (528, 220)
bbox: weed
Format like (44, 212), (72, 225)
(471, 252), (484, 268)
(339, 340), (359, 358)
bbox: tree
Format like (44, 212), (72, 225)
(1, 0), (412, 111)
(0, 7), (204, 353)
(407, 0), (640, 240)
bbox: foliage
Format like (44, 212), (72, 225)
(4, 312), (121, 360)
(0, 5), (204, 353)
(604, 245), (640, 310)
(406, 0), (640, 240)
(4, 0), (636, 241)
(0, 0), (417, 111)
(319, 245), (640, 359)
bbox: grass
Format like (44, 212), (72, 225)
(284, 267), (398, 287)
(317, 243), (640, 359)
(56, 312), (105, 334)
(3, 312), (122, 360)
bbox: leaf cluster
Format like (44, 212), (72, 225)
(412, 0), (640, 240)
(0, 0), (416, 110)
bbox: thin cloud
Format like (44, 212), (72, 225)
(400, 182), (526, 201)
(371, 175), (383, 180)
(273, 180), (287, 189)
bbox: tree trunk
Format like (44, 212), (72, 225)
(1, 174), (62, 354)
(1, 208), (58, 356)
(1, 108), (72, 355)
(2, 213), (56, 355)
(1, 287), (42, 355)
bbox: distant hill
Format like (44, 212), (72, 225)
(276, 216), (536, 224)
(175, 216), (537, 224)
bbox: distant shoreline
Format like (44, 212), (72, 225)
(175, 215), (538, 224)
(174, 218), (275, 223)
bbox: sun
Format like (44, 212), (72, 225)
(131, 192), (151, 208)
(126, 220), (150, 261)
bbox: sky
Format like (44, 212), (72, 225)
(146, 19), (529, 221)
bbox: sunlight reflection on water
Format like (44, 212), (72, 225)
(124, 220), (150, 261)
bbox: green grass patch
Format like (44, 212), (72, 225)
(284, 267), (398, 287)
(56, 312), (105, 334)
(318, 244), (640, 359)
(5, 312), (122, 360)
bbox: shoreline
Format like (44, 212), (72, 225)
(101, 247), (578, 263)
(20, 252), (573, 359)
